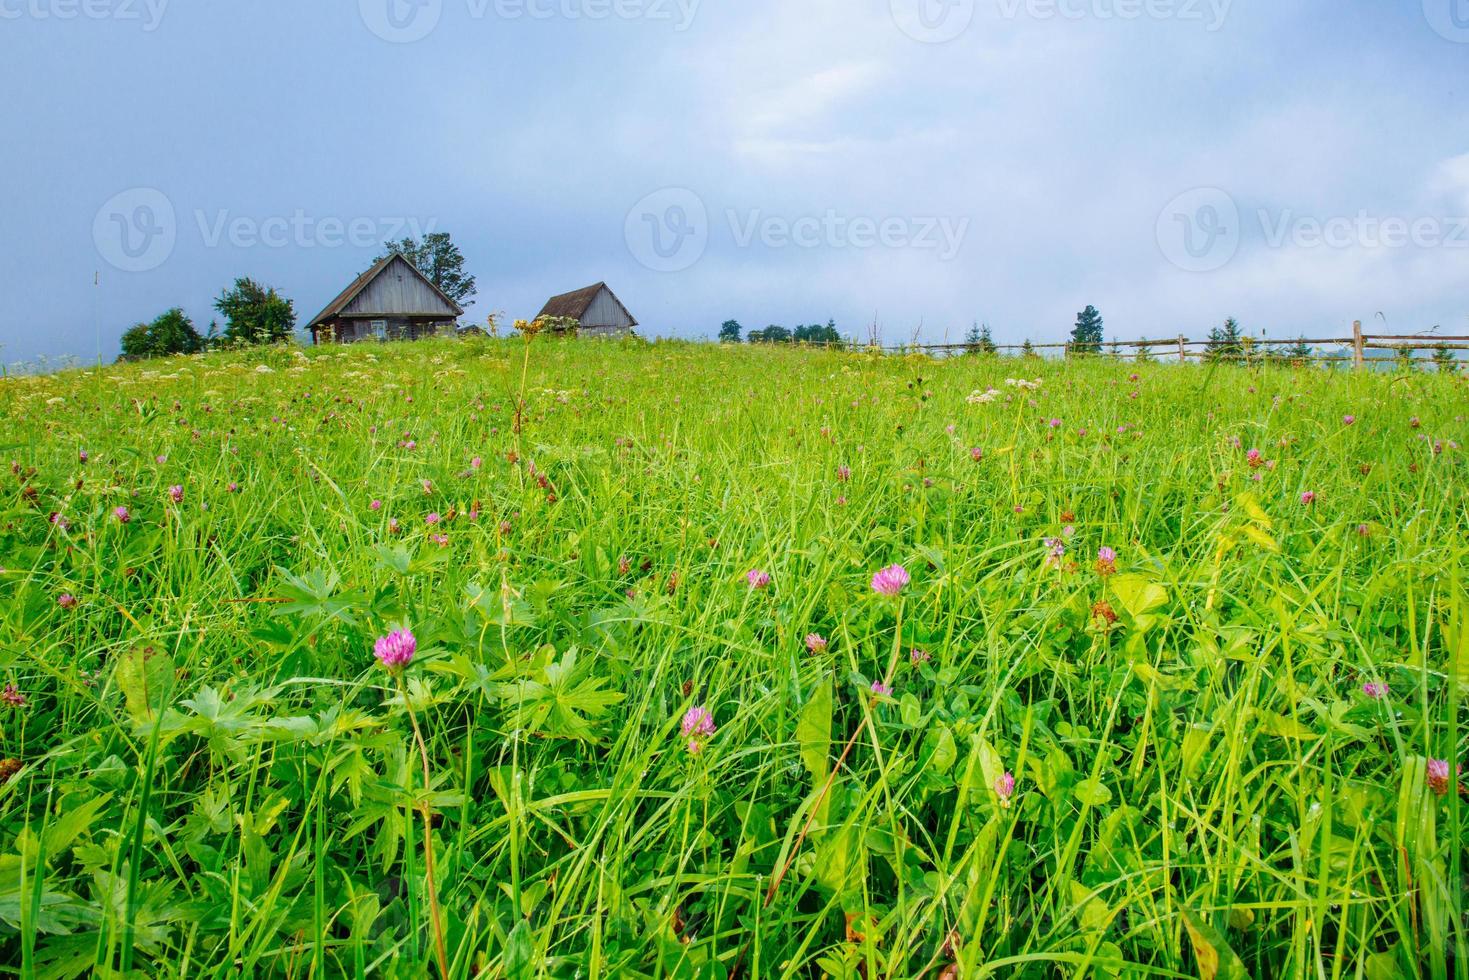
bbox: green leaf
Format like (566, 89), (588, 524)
(976, 737), (1005, 792)
(796, 678), (833, 784)
(1111, 574), (1168, 618)
(1236, 492), (1273, 529)
(1442, 583), (1468, 693)
(43, 794), (113, 856)
(466, 580), (538, 629)
(271, 566), (367, 626)
(1181, 907), (1250, 980)
(371, 543), (413, 575)
(114, 644), (175, 723)
(1134, 661), (1193, 691)
(899, 692), (922, 726)
(1252, 709), (1319, 740)
(1069, 880), (1111, 932)
(1027, 744), (1076, 800)
(1075, 777), (1113, 807)
(504, 919), (534, 980)
(811, 822), (862, 897)
(1365, 945), (1408, 980)
(927, 725), (958, 774)
(1181, 727), (1212, 778)
(1239, 523), (1279, 552)
(503, 648), (624, 743)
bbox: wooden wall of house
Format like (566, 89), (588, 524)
(318, 317), (453, 344)
(580, 288), (635, 330)
(341, 257), (458, 318)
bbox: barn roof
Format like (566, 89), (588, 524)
(307, 253), (464, 328)
(536, 282), (638, 327)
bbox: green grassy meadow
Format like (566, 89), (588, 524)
(1, 337), (1465, 978)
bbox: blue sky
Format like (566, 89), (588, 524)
(2, 0), (1467, 365)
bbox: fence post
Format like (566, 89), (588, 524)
(1352, 320), (1364, 371)
(1178, 335), (1187, 363)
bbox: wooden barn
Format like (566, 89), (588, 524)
(536, 283), (638, 337)
(308, 253), (463, 344)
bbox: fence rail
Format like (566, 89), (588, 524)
(862, 321), (1467, 369)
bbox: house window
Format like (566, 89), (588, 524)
(371, 320), (387, 340)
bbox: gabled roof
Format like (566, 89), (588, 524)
(308, 253), (464, 328)
(536, 282), (638, 327)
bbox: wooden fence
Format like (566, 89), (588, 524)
(869, 321), (1469, 369)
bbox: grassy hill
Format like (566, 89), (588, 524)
(0, 338), (1465, 977)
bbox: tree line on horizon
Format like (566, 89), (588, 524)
(115, 238), (1459, 372)
(718, 320), (843, 345)
(718, 305), (1459, 371)
(117, 234), (477, 361)
(717, 306), (1223, 358)
(119, 278), (295, 360)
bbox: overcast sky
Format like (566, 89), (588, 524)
(2, 0), (1467, 365)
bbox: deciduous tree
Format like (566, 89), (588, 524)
(215, 278), (296, 345)
(376, 232), (477, 305)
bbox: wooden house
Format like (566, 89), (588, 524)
(535, 283), (637, 337)
(308, 253), (463, 344)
